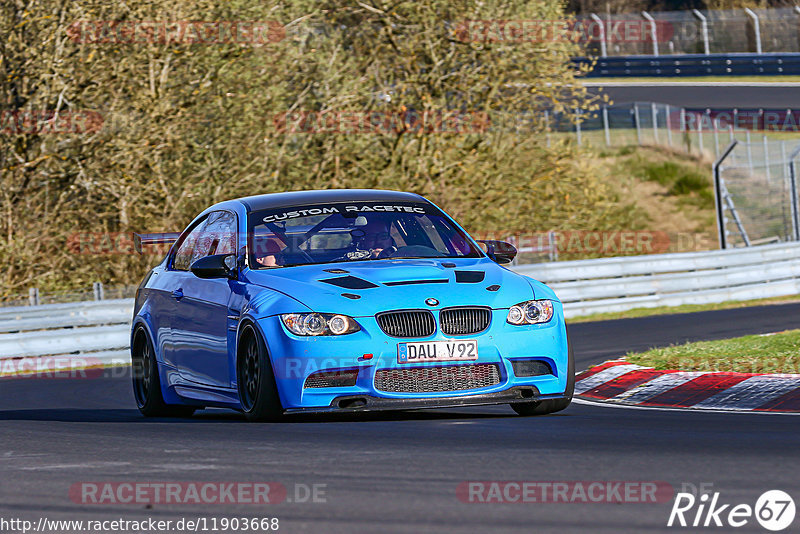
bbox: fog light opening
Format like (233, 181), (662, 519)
(511, 359), (554, 378)
(304, 369), (359, 389)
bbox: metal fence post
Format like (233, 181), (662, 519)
(589, 13), (607, 57)
(692, 10), (710, 55)
(666, 105), (673, 147)
(713, 116), (720, 157)
(680, 108), (688, 151)
(781, 141), (788, 182)
(93, 282), (105, 301)
(763, 135), (771, 183)
(744, 8), (762, 54)
(789, 145), (800, 241)
(602, 105), (610, 146)
(634, 104), (642, 145)
(575, 108), (582, 146)
(746, 130), (753, 171)
(548, 230), (557, 262)
(651, 102), (659, 144)
(642, 12), (659, 56)
(28, 287), (40, 306)
(714, 141), (739, 249)
(697, 113), (705, 155)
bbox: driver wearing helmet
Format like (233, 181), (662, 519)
(357, 220), (396, 259)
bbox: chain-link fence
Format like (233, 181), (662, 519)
(715, 139), (800, 248)
(549, 102), (800, 250)
(552, 103), (800, 162)
(0, 283), (138, 308)
(577, 6), (800, 56)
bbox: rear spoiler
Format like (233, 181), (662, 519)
(133, 232), (181, 254)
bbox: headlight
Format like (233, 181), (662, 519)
(281, 313), (361, 336)
(506, 300), (554, 325)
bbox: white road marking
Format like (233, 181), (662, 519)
(574, 364), (644, 395)
(152, 463), (219, 471)
(19, 461), (131, 471)
(573, 397), (800, 415)
(692, 376), (800, 410)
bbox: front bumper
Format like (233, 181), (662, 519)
(285, 388), (568, 414)
(255, 305), (569, 410)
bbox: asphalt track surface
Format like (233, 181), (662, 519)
(587, 82), (800, 109)
(3, 302), (800, 533)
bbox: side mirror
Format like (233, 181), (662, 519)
(191, 254), (237, 279)
(478, 240), (517, 264)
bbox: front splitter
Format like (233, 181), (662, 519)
(284, 386), (569, 414)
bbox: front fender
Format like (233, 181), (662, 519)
(522, 275), (560, 302)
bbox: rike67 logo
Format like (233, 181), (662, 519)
(668, 486), (795, 531)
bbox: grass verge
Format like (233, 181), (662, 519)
(569, 294), (800, 323)
(625, 329), (800, 374)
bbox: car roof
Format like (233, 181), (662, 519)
(235, 189), (426, 213)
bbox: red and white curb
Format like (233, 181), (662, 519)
(575, 360), (800, 413)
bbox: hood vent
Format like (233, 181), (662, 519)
(384, 279), (448, 287)
(319, 276), (378, 289)
(455, 271), (485, 283)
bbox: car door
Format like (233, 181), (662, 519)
(169, 210), (240, 388)
(158, 216), (209, 370)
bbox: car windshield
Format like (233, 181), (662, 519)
(248, 201), (481, 268)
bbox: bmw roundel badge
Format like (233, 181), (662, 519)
(425, 298), (439, 306)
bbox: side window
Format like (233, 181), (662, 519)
(171, 211), (237, 271)
(172, 219), (208, 271)
(200, 211), (237, 256)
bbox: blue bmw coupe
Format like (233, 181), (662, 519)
(131, 189), (574, 421)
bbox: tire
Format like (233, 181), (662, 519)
(512, 329), (575, 417)
(131, 327), (196, 418)
(237, 323), (284, 422)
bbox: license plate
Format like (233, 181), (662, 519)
(398, 340), (478, 363)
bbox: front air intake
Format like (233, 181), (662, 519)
(374, 363), (501, 393)
(376, 310), (436, 338)
(511, 359), (554, 377)
(440, 306), (491, 335)
(304, 369), (359, 388)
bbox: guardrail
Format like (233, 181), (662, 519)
(515, 241), (800, 318)
(1, 242), (798, 366)
(574, 52), (800, 77)
(0, 299), (132, 372)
